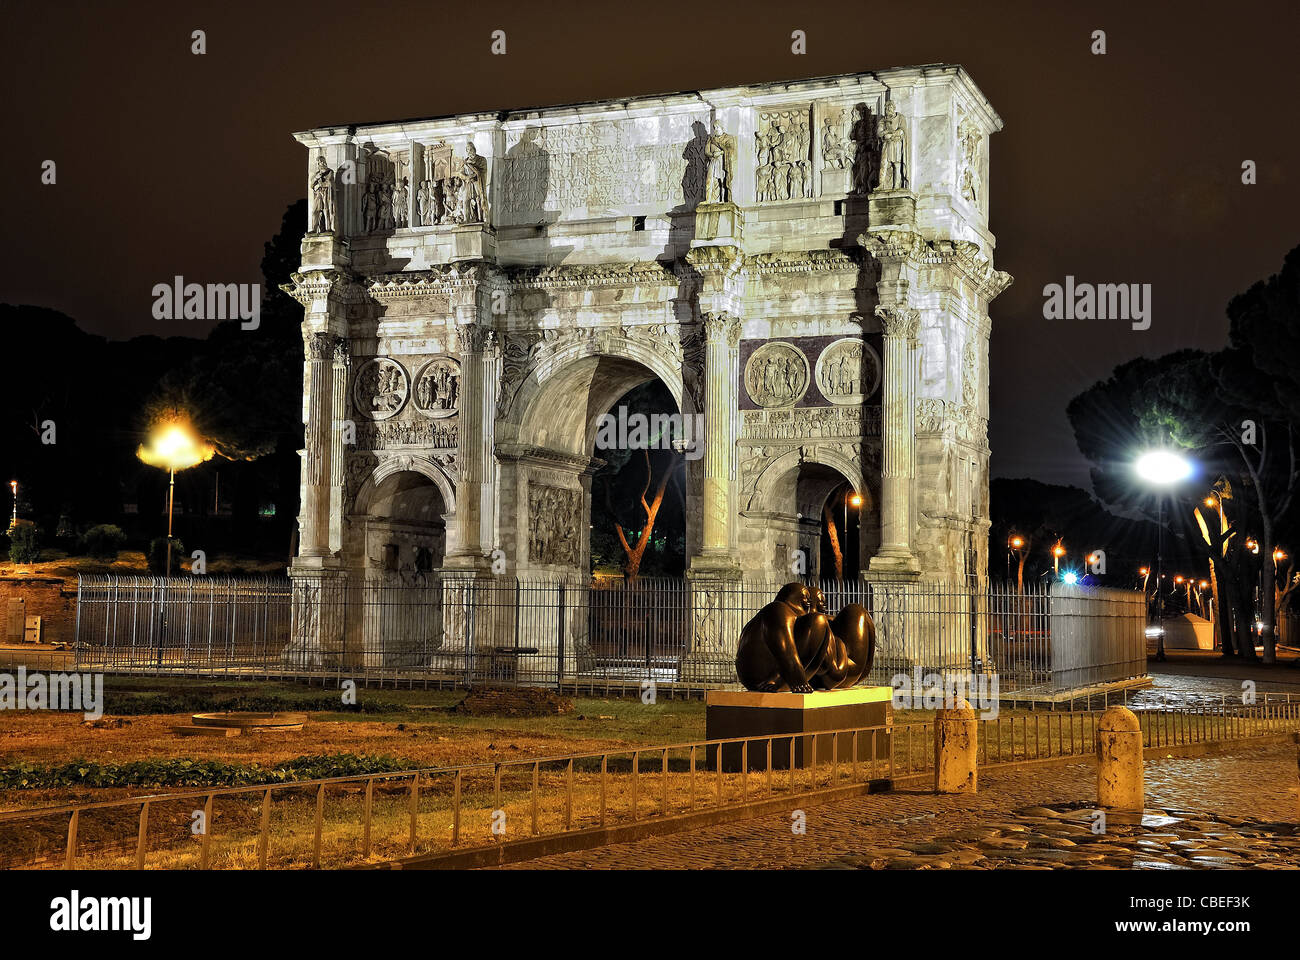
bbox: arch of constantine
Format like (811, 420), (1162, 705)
(282, 65), (1012, 678)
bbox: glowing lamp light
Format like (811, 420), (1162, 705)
(1135, 450), (1193, 485)
(1174, 575), (1184, 585)
(1009, 536), (1024, 549)
(1052, 545), (1066, 558)
(1062, 571), (1078, 585)
(1274, 549), (1288, 562)
(1139, 567), (1149, 576)
(137, 418), (214, 472)
(848, 492), (863, 508)
(1204, 497), (1217, 509)
(1199, 580), (1209, 589)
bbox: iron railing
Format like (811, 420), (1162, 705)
(3, 700), (1296, 870)
(74, 575), (1147, 694)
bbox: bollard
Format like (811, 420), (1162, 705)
(1097, 705), (1144, 810)
(934, 698), (977, 794)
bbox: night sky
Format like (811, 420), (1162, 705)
(3, 0), (1295, 489)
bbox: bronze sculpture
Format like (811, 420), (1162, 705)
(734, 583), (876, 692)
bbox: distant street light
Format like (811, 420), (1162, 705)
(1135, 449), (1194, 662)
(1007, 534), (1025, 585)
(137, 416), (214, 576)
(8, 480), (16, 534)
(1052, 541), (1066, 577)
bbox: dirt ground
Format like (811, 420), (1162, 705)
(0, 678), (708, 811)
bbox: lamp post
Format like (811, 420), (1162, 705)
(1052, 541), (1066, 577)
(844, 491), (862, 578)
(1135, 449), (1194, 662)
(136, 417), (211, 576)
(8, 480), (15, 534)
(1008, 535), (1025, 587)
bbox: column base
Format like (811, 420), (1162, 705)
(867, 551), (922, 579)
(687, 553), (743, 579)
(441, 552), (495, 574)
(679, 651), (736, 685)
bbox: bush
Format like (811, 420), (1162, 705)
(147, 536), (184, 575)
(80, 523), (127, 560)
(7, 521), (39, 564)
(0, 753), (414, 790)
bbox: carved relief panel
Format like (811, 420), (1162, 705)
(360, 144), (404, 234)
(527, 483), (580, 566)
(353, 358), (409, 421)
(814, 338), (881, 405)
(956, 106), (984, 211)
(744, 342), (810, 408)
(412, 358), (461, 418)
(754, 106), (813, 202)
(416, 141), (489, 226)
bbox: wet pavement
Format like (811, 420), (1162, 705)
(502, 742), (1300, 870)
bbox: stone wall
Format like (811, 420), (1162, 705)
(0, 576), (77, 646)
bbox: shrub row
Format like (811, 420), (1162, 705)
(0, 753), (415, 790)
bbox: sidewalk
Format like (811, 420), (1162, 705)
(499, 743), (1300, 869)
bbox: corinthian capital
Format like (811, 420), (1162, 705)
(875, 305), (920, 339)
(702, 312), (742, 347)
(457, 321), (493, 354)
(305, 331), (337, 361)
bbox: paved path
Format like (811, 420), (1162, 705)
(499, 743), (1300, 869)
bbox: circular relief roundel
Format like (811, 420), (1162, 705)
(744, 342), (809, 408)
(814, 338), (881, 404)
(412, 357), (461, 419)
(353, 358), (409, 421)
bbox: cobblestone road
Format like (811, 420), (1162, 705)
(499, 743), (1300, 869)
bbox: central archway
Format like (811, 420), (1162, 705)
(743, 448), (879, 582)
(498, 341), (696, 579)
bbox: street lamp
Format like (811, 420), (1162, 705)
(7, 480), (15, 534)
(136, 416), (213, 576)
(1135, 448), (1194, 661)
(1052, 541), (1066, 576)
(1006, 534), (1025, 584)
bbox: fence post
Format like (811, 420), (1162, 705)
(934, 699), (977, 793)
(556, 582), (566, 691)
(1097, 706), (1144, 810)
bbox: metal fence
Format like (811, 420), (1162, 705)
(4, 699), (1295, 871)
(75, 575), (1146, 694)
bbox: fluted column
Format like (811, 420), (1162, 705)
(704, 313), (741, 552)
(869, 305), (921, 575)
(299, 332), (335, 557)
(445, 321), (492, 569)
(328, 338), (349, 553)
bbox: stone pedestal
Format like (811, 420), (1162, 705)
(284, 559), (347, 670)
(300, 233), (351, 271)
(705, 687), (893, 772)
(449, 223), (497, 262)
(679, 569), (743, 683)
(867, 189), (917, 230)
(693, 201), (745, 245)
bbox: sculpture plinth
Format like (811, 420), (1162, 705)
(705, 687), (893, 772)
